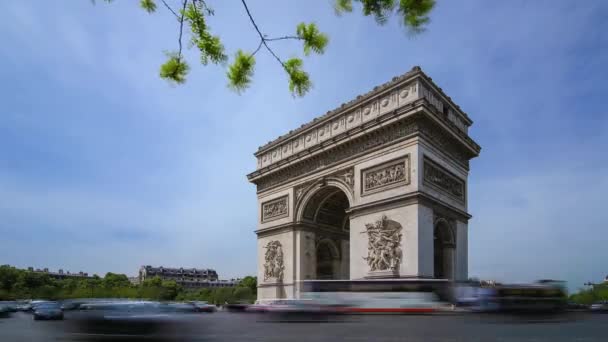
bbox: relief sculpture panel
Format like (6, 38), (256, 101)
(361, 156), (410, 196)
(362, 215), (403, 273)
(263, 240), (284, 282)
(423, 158), (465, 201)
(261, 195), (289, 222)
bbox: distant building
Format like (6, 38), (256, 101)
(128, 276), (140, 285)
(26, 266), (95, 280)
(138, 265), (239, 289)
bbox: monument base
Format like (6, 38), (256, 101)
(365, 270), (400, 279)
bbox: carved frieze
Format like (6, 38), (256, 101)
(261, 195), (289, 222)
(331, 167), (354, 191)
(362, 215), (402, 272)
(254, 115), (472, 192)
(361, 157), (410, 196)
(263, 240), (284, 282)
(423, 158), (465, 201)
(256, 118), (419, 191)
(294, 183), (310, 203)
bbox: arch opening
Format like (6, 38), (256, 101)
(434, 220), (455, 280)
(301, 185), (351, 280)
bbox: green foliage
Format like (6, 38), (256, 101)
(334, 0), (353, 15)
(140, 0), (157, 14)
(0, 265), (20, 291)
(284, 58), (311, 97)
(160, 52), (190, 84)
(183, 2), (227, 65)
(334, 0), (435, 33)
(570, 284), (608, 305)
(0, 267), (258, 303)
(103, 273), (131, 288)
(227, 50), (256, 93)
(97, 0), (435, 95)
(296, 23), (329, 56)
(239, 276), (257, 293)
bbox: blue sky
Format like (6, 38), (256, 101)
(0, 1), (606, 290)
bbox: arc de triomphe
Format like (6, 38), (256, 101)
(247, 66), (481, 300)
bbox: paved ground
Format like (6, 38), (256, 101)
(1, 311), (606, 341)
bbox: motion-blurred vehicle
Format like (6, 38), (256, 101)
(66, 301), (199, 341)
(165, 302), (199, 313)
(61, 300), (83, 311)
(251, 299), (347, 322)
(33, 302), (64, 320)
(473, 280), (567, 313)
(300, 279), (449, 314)
(224, 301), (251, 312)
(566, 301), (588, 310)
(16, 303), (32, 311)
(0, 305), (11, 318)
(191, 301), (216, 313)
(245, 299), (275, 313)
(0, 301), (19, 313)
(590, 301), (608, 313)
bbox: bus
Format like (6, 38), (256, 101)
(299, 279), (451, 313)
(474, 281), (568, 313)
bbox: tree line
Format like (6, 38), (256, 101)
(569, 283), (608, 305)
(0, 265), (257, 304)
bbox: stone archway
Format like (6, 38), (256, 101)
(300, 185), (351, 280)
(434, 219), (455, 280)
(316, 239), (340, 279)
(249, 67), (481, 299)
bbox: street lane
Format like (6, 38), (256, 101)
(1, 311), (606, 341)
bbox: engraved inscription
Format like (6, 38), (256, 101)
(423, 158), (465, 200)
(362, 157), (410, 195)
(261, 195), (289, 222)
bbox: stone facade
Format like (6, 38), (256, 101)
(247, 66), (481, 299)
(138, 265), (238, 289)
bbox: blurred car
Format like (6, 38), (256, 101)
(33, 302), (64, 320)
(66, 301), (199, 341)
(566, 302), (588, 310)
(261, 299), (347, 322)
(61, 300), (83, 311)
(191, 301), (216, 313)
(165, 302), (199, 314)
(0, 305), (11, 318)
(590, 302), (608, 313)
(224, 302), (250, 312)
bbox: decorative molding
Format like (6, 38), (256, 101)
(263, 240), (284, 282)
(362, 215), (402, 273)
(423, 158), (465, 202)
(255, 117), (420, 191)
(294, 182), (312, 203)
(361, 156), (410, 196)
(261, 195), (289, 223)
(252, 114), (473, 193)
(331, 167), (354, 192)
(252, 68), (481, 179)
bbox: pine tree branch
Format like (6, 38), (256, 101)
(251, 40), (264, 57)
(265, 36), (303, 42)
(161, 0), (180, 19)
(177, 0), (188, 59)
(240, 0), (286, 69)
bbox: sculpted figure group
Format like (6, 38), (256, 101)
(263, 240), (285, 281)
(365, 163), (406, 191)
(362, 215), (403, 272)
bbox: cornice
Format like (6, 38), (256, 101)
(251, 67), (478, 175)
